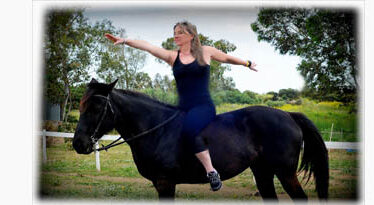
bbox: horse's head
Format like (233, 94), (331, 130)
(73, 78), (118, 154)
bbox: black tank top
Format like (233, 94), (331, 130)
(172, 51), (213, 109)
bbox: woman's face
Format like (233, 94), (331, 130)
(174, 26), (193, 47)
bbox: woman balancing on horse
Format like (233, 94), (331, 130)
(74, 20), (328, 200)
(105, 21), (258, 191)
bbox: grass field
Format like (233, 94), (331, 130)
(38, 141), (360, 202)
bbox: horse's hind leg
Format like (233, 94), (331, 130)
(152, 179), (176, 201)
(276, 173), (307, 201)
(251, 164), (278, 200)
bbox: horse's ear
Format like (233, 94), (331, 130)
(108, 79), (118, 91)
(90, 78), (99, 84)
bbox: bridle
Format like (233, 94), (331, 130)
(89, 93), (180, 152)
(89, 94), (114, 145)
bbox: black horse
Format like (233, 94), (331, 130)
(73, 79), (329, 201)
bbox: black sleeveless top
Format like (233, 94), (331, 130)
(172, 51), (213, 110)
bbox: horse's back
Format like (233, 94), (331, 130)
(201, 106), (303, 178)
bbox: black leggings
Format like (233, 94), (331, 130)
(181, 103), (216, 154)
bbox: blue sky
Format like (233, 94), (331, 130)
(84, 3), (305, 94)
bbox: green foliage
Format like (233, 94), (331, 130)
(264, 89), (301, 104)
(266, 91), (278, 101)
(278, 88), (300, 101)
(142, 88), (178, 105)
(251, 8), (357, 102)
(70, 84), (87, 109)
(44, 9), (89, 117)
(152, 73), (175, 92)
(301, 86), (357, 104)
(211, 89), (261, 106)
(44, 9), (121, 121)
(266, 100), (286, 107)
(57, 122), (77, 133)
(211, 91), (227, 105)
(97, 40), (150, 90)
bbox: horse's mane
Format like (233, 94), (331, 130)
(114, 89), (178, 110)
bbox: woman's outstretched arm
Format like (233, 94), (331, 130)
(104, 33), (175, 66)
(204, 46), (258, 72)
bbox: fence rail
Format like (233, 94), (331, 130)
(37, 130), (359, 171)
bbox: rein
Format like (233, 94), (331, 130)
(90, 94), (180, 152)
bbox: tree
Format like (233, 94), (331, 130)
(251, 8), (357, 102)
(133, 72), (153, 90)
(45, 9), (93, 121)
(45, 9), (126, 121)
(97, 38), (150, 89)
(160, 34), (237, 92)
(70, 83), (87, 109)
(278, 88), (300, 101)
(152, 73), (174, 92)
(44, 9), (152, 121)
(266, 91), (279, 101)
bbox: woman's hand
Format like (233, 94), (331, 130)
(104, 33), (126, 45)
(249, 62), (258, 72)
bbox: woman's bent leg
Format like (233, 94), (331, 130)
(195, 150), (215, 173)
(195, 150), (222, 191)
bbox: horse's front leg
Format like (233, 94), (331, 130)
(153, 178), (176, 200)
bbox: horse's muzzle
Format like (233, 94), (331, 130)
(72, 137), (94, 154)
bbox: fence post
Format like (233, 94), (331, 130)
(95, 142), (101, 171)
(329, 123), (334, 142)
(42, 129), (47, 164)
(341, 129), (343, 141)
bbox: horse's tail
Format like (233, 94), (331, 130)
(289, 112), (329, 200)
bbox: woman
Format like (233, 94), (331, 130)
(105, 21), (257, 191)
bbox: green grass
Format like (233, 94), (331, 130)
(42, 142), (140, 178)
(276, 100), (357, 142)
(38, 141), (359, 201)
(40, 172), (158, 200)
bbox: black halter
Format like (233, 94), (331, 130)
(90, 94), (180, 152)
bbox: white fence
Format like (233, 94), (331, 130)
(38, 130), (359, 171)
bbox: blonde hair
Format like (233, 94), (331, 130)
(174, 21), (206, 66)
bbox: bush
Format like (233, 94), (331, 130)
(295, 99), (303, 105)
(142, 88), (178, 105)
(288, 99), (303, 105)
(266, 100), (286, 107)
(58, 122), (77, 133)
(66, 113), (79, 123)
(278, 88), (300, 101)
(211, 91), (227, 105)
(212, 90), (260, 105)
